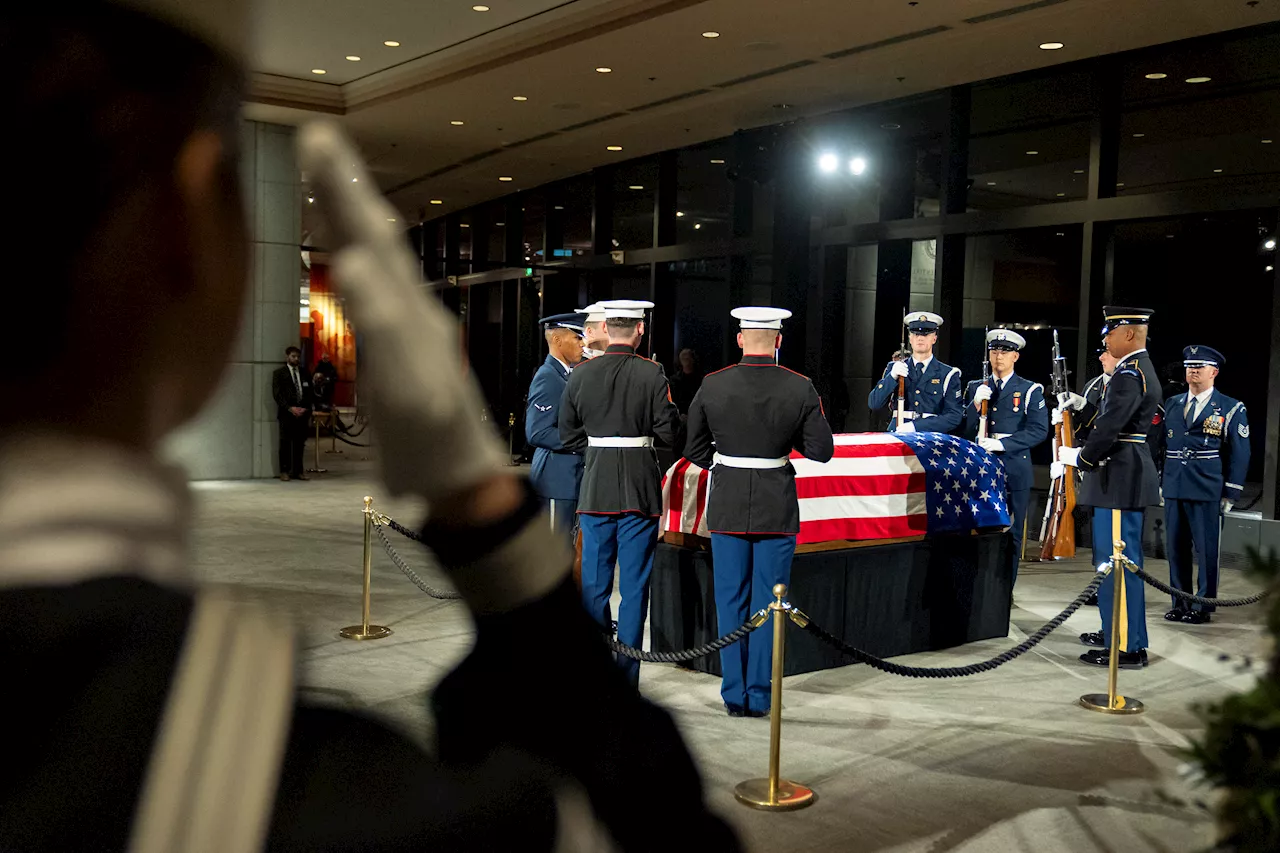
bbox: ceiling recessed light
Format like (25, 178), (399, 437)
(553, 205), (564, 210)
(596, 67), (612, 73)
(702, 31), (720, 38)
(1025, 150), (1039, 155)
(1186, 76), (1212, 84)
(460, 223), (470, 228)
(1264, 139), (1274, 144)
(1073, 169), (1085, 174)
(307, 196), (314, 203)
(346, 55), (361, 61)
(1144, 72), (1167, 80)
(629, 185), (644, 190)
(351, 177), (358, 183)
(987, 181), (996, 186)
(1055, 192), (1065, 197)
(450, 120), (465, 126)
(430, 199), (443, 205)
(1116, 182), (1125, 187)
(694, 223), (702, 230)
(676, 211), (685, 217)
(384, 40), (400, 47)
(496, 221), (505, 226)
(499, 176), (513, 182)
(606, 145), (623, 151)
(1132, 132), (1145, 138)
(512, 95), (528, 101)
(1268, 265), (1275, 272)
(1268, 239), (1277, 250)
(710, 158), (725, 164)
(1213, 168), (1223, 173)
(1039, 42), (1064, 50)
(472, 4), (490, 10)
(311, 68), (327, 75)
(387, 218), (396, 222)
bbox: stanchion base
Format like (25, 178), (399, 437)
(307, 467), (329, 474)
(339, 625), (392, 641)
(1079, 693), (1145, 715)
(733, 779), (816, 811)
(325, 449), (344, 455)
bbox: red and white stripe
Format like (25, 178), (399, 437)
(661, 434), (928, 545)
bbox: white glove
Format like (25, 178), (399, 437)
(889, 360), (910, 380)
(895, 420), (916, 434)
(1222, 498), (1235, 515)
(1050, 461), (1065, 481)
(1058, 391), (1087, 411)
(978, 436), (1004, 453)
(299, 123), (508, 506)
(1051, 407), (1064, 426)
(1058, 446), (1082, 467)
(972, 384), (992, 408)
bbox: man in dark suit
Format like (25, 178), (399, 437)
(271, 346), (311, 481)
(525, 312), (586, 543)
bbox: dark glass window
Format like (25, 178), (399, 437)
(677, 141), (732, 242)
(612, 160), (658, 251)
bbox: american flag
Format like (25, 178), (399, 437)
(661, 433), (1010, 545)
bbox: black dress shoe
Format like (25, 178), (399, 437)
(1078, 648), (1149, 669)
(1084, 592), (1099, 607)
(725, 703), (746, 718)
(1079, 631), (1104, 647)
(745, 707), (769, 718)
(1182, 611), (1212, 624)
(1164, 608), (1188, 622)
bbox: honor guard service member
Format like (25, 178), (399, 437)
(1057, 306), (1163, 670)
(868, 311), (964, 434)
(683, 307), (834, 718)
(1156, 346), (1250, 624)
(578, 302), (608, 359)
(560, 299), (680, 686)
(963, 329), (1049, 582)
(525, 312), (587, 543)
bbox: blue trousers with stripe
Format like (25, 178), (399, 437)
(1008, 486), (1031, 585)
(710, 533), (797, 712)
(1165, 498), (1220, 613)
(579, 512), (657, 687)
(1093, 507), (1149, 653)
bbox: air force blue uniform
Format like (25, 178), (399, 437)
(1158, 347), (1251, 618)
(963, 373), (1049, 580)
(868, 357), (964, 433)
(525, 354), (583, 543)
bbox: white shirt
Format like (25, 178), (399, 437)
(553, 356), (573, 375)
(911, 355), (933, 373)
(991, 369), (1016, 390)
(1186, 387), (1214, 422)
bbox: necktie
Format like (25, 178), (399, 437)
(292, 366), (301, 399)
(1185, 395), (1196, 421)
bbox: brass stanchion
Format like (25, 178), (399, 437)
(326, 410), (343, 454)
(734, 584), (816, 811)
(307, 413), (328, 474)
(1080, 508), (1144, 714)
(507, 413), (520, 466)
(340, 496), (392, 641)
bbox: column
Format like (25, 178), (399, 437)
(162, 120), (302, 479)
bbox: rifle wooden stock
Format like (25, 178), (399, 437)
(1039, 409), (1077, 560)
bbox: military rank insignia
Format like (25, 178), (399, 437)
(1240, 423), (1250, 438)
(1204, 414), (1224, 437)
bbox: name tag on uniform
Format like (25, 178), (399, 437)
(931, 378), (940, 384)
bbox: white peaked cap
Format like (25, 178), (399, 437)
(115, 0), (254, 62)
(986, 328), (1027, 350)
(578, 303), (607, 323)
(904, 311), (944, 328)
(597, 299), (654, 319)
(731, 306), (792, 330)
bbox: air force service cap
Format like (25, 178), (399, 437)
(904, 311), (943, 334)
(539, 312), (586, 335)
(731, 306), (792, 329)
(578, 303), (607, 323)
(597, 299), (654, 319)
(986, 328), (1026, 352)
(1183, 345), (1224, 369)
(1101, 306), (1154, 335)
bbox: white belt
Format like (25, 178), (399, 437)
(713, 453), (789, 469)
(587, 436), (654, 448)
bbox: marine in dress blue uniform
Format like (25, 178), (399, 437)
(962, 329), (1049, 583)
(525, 312), (586, 545)
(867, 312), (964, 434)
(1157, 346), (1251, 624)
(683, 308), (834, 717)
(560, 300), (680, 687)
(1059, 307), (1163, 669)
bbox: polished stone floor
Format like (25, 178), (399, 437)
(186, 442), (1265, 853)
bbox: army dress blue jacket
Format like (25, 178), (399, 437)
(1075, 349), (1163, 510)
(1158, 388), (1250, 503)
(867, 357), (964, 433)
(525, 354), (583, 501)
(962, 373), (1049, 495)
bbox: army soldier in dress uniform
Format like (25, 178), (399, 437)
(1057, 306), (1162, 669)
(560, 299), (680, 687)
(578, 302), (609, 359)
(868, 311), (964, 434)
(525, 312), (586, 544)
(1156, 346), (1251, 624)
(963, 329), (1050, 582)
(683, 308), (834, 717)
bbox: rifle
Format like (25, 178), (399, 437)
(1038, 329), (1077, 560)
(977, 326), (991, 441)
(895, 307), (907, 429)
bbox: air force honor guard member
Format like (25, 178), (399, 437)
(963, 329), (1050, 581)
(1057, 307), (1163, 669)
(868, 311), (964, 434)
(560, 299), (680, 686)
(525, 312), (586, 543)
(683, 308), (834, 717)
(1158, 346), (1251, 624)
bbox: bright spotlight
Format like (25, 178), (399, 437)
(850, 157), (867, 175)
(1267, 238), (1277, 251)
(818, 153), (839, 173)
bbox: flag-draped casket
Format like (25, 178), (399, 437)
(661, 433), (1011, 546)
